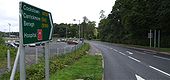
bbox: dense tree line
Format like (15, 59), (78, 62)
(0, 32), (4, 44)
(98, 0), (170, 47)
(53, 17), (96, 40)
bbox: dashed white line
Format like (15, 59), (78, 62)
(128, 56), (141, 63)
(153, 55), (170, 61)
(149, 66), (170, 77)
(126, 51), (133, 54)
(113, 49), (118, 52)
(135, 74), (145, 80)
(118, 52), (126, 56)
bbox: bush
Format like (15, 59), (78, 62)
(0, 45), (17, 68)
(0, 43), (90, 80)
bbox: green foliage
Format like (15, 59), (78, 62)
(0, 32), (5, 45)
(53, 17), (96, 40)
(0, 43), (90, 80)
(98, 0), (170, 47)
(50, 55), (103, 80)
(0, 45), (16, 68)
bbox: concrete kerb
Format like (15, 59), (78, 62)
(95, 52), (104, 80)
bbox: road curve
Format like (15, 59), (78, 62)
(88, 41), (170, 80)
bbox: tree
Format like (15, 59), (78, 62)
(0, 31), (5, 45)
(98, 0), (170, 47)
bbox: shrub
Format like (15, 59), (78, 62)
(0, 43), (90, 80)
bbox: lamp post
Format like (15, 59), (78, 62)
(73, 19), (80, 39)
(8, 23), (11, 38)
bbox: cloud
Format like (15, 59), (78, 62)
(0, 0), (115, 32)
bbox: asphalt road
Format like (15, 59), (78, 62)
(88, 41), (170, 80)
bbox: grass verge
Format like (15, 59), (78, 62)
(50, 55), (103, 80)
(0, 45), (16, 68)
(0, 43), (91, 80)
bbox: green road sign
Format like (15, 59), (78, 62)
(20, 2), (53, 44)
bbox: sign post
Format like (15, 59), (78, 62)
(19, 2), (53, 80)
(154, 30), (156, 48)
(45, 42), (49, 80)
(148, 30), (152, 48)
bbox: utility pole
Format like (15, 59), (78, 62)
(8, 23), (11, 38)
(73, 19), (80, 39)
(78, 20), (80, 39)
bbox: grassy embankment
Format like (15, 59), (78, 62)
(50, 54), (103, 80)
(0, 43), (103, 80)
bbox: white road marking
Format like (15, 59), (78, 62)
(126, 51), (133, 54)
(135, 74), (145, 80)
(118, 52), (126, 56)
(113, 49), (118, 52)
(153, 55), (170, 61)
(149, 66), (170, 77)
(128, 56), (141, 63)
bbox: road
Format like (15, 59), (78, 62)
(89, 41), (170, 80)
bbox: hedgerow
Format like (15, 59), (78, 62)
(0, 43), (90, 80)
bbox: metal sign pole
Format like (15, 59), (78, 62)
(150, 30), (152, 48)
(20, 45), (26, 80)
(154, 30), (156, 48)
(10, 48), (20, 80)
(19, 2), (26, 79)
(7, 49), (11, 71)
(45, 42), (49, 80)
(158, 30), (160, 48)
(36, 47), (38, 64)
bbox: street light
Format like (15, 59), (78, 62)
(73, 19), (80, 39)
(8, 23), (11, 38)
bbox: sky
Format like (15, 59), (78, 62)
(0, 0), (115, 32)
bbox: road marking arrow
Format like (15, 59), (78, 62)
(135, 74), (145, 80)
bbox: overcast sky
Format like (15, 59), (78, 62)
(0, 0), (115, 32)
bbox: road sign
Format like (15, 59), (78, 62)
(20, 2), (53, 44)
(148, 33), (152, 38)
